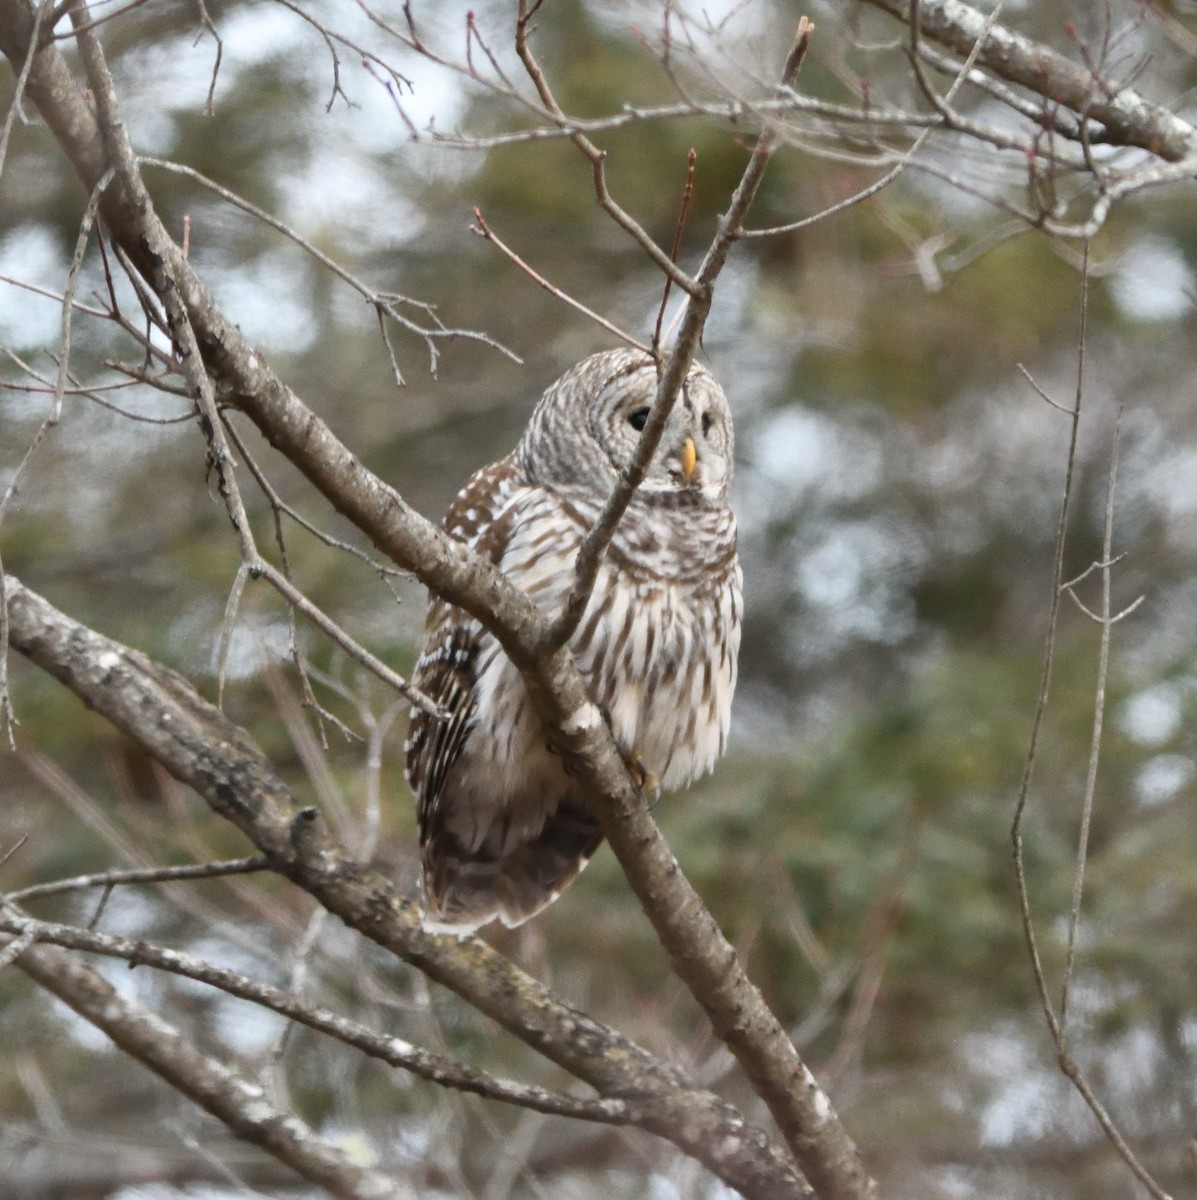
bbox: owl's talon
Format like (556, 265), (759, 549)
(624, 750), (661, 806)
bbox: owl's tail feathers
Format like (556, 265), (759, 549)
(420, 801), (603, 934)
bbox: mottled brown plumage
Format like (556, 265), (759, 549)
(405, 349), (741, 932)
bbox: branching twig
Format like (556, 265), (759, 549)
(546, 18), (813, 653)
(1010, 247), (1170, 1200)
(139, 156), (519, 375)
(1010, 245), (1088, 1045)
(0, 168), (111, 747)
(1058, 408), (1125, 1035)
(513, 0), (700, 297)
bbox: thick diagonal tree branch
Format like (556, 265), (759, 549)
(2, 574), (810, 1200)
(0, 6), (870, 1196)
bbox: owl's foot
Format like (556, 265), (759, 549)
(549, 710), (661, 804)
(592, 704), (661, 803)
(624, 749), (661, 808)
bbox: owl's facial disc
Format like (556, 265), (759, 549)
(590, 361), (732, 500)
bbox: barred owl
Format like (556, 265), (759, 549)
(405, 348), (741, 933)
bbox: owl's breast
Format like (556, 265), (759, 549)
(489, 484), (741, 792)
(572, 540), (742, 791)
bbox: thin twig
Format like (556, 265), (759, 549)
(138, 157), (520, 373)
(189, 0), (223, 116)
(216, 562), (252, 708)
(258, 558), (443, 718)
(0, 169), (112, 747)
(1009, 245), (1170, 1200)
(513, 0), (700, 297)
(1010, 242), (1090, 1046)
(50, 0), (153, 40)
(653, 148), (697, 355)
(745, 0), (1003, 242)
(545, 18), (814, 654)
(3, 855), (270, 904)
(470, 208), (650, 353)
(1058, 407), (1124, 1035)
(222, 419), (407, 581)
(0, 0), (49, 180)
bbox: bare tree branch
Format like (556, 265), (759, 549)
(0, 910), (643, 1125)
(862, 0), (1197, 161)
(470, 206), (650, 353)
(10, 931), (418, 1200)
(3, 855), (270, 904)
(139, 156), (518, 374)
(1009, 249), (1170, 1200)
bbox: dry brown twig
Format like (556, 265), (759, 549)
(1010, 247), (1169, 1200)
(0, 0), (48, 178)
(545, 17), (817, 651)
(0, 169), (112, 747)
(2, 855), (270, 904)
(138, 156), (518, 379)
(470, 207), (651, 354)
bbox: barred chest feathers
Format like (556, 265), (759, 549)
(476, 484), (741, 794)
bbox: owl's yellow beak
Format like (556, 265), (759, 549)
(680, 436), (697, 482)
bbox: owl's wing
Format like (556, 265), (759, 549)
(405, 460), (609, 932)
(404, 459), (523, 831)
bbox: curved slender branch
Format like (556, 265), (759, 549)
(0, 910), (641, 1125)
(3, 855), (270, 903)
(11, 931), (416, 1200)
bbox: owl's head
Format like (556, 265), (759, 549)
(516, 349), (734, 503)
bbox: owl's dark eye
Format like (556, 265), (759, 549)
(628, 407), (650, 432)
(701, 412), (713, 437)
